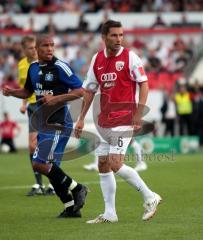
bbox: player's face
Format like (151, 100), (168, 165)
(24, 41), (37, 61)
(37, 37), (54, 62)
(103, 27), (123, 54)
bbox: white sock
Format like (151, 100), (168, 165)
(116, 164), (154, 201)
(131, 140), (143, 164)
(69, 180), (77, 190)
(99, 172), (117, 219)
(48, 183), (54, 189)
(64, 200), (74, 209)
(94, 155), (98, 165)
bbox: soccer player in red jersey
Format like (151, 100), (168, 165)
(75, 20), (162, 223)
(0, 112), (21, 152)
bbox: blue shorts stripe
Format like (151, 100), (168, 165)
(32, 128), (72, 166)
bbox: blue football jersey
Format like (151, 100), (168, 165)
(24, 56), (82, 126)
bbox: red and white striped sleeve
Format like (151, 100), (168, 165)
(129, 51), (148, 83)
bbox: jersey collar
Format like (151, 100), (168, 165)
(104, 46), (124, 58)
(39, 56), (58, 67)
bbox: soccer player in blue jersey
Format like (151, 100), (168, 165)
(3, 34), (87, 218)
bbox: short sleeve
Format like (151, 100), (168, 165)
(83, 53), (99, 93)
(55, 60), (82, 89)
(129, 51), (148, 83)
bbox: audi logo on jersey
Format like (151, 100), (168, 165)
(101, 72), (117, 82)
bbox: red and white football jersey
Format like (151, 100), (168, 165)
(83, 47), (148, 127)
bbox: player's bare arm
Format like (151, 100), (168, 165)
(74, 90), (95, 138)
(20, 99), (28, 114)
(133, 81), (149, 130)
(3, 86), (32, 99)
(40, 87), (84, 106)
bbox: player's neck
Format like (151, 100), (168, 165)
(106, 46), (123, 57)
(38, 59), (49, 65)
(106, 48), (119, 57)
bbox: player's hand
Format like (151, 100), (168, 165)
(2, 86), (13, 96)
(74, 119), (84, 138)
(133, 116), (142, 132)
(40, 95), (60, 106)
(20, 105), (26, 114)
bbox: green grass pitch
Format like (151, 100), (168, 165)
(0, 150), (203, 240)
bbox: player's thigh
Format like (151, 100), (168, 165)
(109, 153), (125, 172)
(98, 155), (111, 172)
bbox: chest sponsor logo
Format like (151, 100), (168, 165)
(115, 61), (125, 71)
(35, 89), (54, 96)
(100, 72), (117, 89)
(101, 72), (117, 82)
(45, 72), (54, 81)
(35, 83), (53, 96)
(103, 82), (116, 88)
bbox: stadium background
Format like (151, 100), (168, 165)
(1, 1), (203, 152)
(0, 2), (203, 239)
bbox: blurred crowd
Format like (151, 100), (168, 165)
(0, 10), (203, 142)
(0, 31), (199, 92)
(0, 0), (203, 14)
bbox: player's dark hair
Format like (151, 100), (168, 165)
(36, 34), (53, 47)
(101, 20), (122, 36)
(21, 35), (36, 47)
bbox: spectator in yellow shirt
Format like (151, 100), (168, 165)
(175, 83), (193, 135)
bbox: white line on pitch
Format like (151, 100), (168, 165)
(0, 179), (124, 191)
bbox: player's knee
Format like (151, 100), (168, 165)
(32, 161), (43, 173)
(98, 158), (110, 172)
(110, 159), (123, 172)
(111, 165), (121, 172)
(32, 161), (38, 171)
(98, 161), (107, 168)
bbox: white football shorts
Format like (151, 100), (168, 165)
(95, 125), (134, 156)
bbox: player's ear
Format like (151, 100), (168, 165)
(102, 34), (106, 41)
